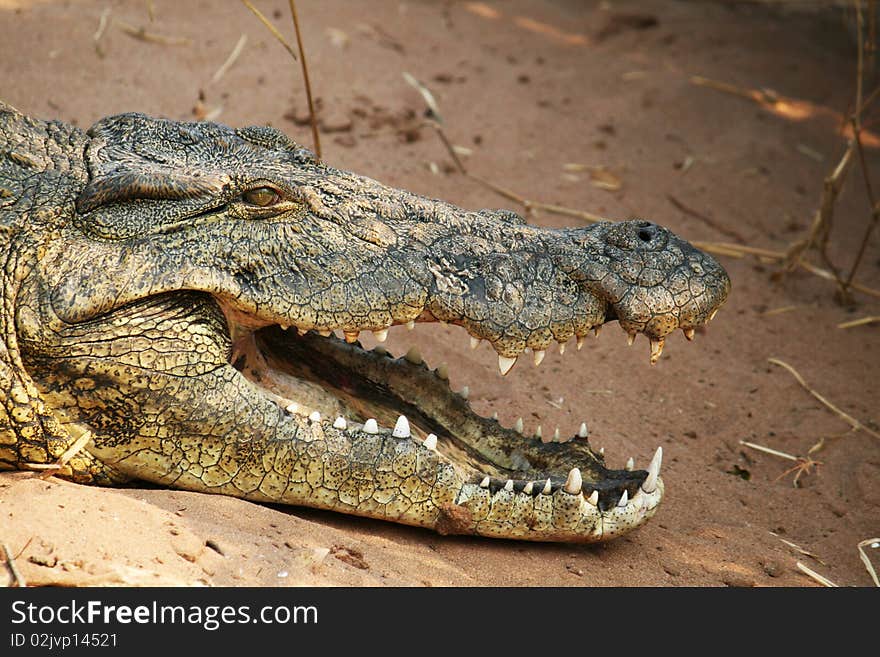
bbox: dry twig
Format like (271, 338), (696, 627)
(240, 1), (298, 61)
(289, 0), (321, 161)
(211, 34), (247, 85)
(767, 358), (880, 440)
(1, 543), (26, 588)
(857, 538), (880, 587)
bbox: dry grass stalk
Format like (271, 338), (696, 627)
(667, 194), (746, 242)
(768, 358), (880, 440)
(796, 561), (838, 587)
(857, 538), (880, 586)
(93, 7), (111, 58)
(740, 439), (822, 486)
(240, 1), (298, 61)
(23, 430), (93, 479)
(837, 315), (880, 328)
(116, 19), (190, 46)
(289, 0), (321, 161)
(770, 531), (827, 565)
(1, 543), (26, 587)
(211, 34), (248, 85)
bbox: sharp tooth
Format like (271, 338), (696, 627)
(297, 328), (307, 336)
(280, 323), (289, 331)
(587, 490), (599, 506)
(406, 320), (415, 330)
(404, 346), (422, 365)
(599, 446), (605, 456)
(514, 417), (524, 433)
(627, 332), (636, 346)
(532, 349), (546, 366)
(436, 364), (449, 380)
(709, 309), (718, 321)
(523, 481), (535, 495)
(480, 476), (491, 488)
(563, 467), (582, 494)
(642, 446), (663, 493)
(470, 337), (481, 350)
(542, 479), (552, 495)
(535, 425), (544, 441)
(308, 411), (321, 423)
(363, 418), (379, 434)
(504, 479), (514, 492)
(285, 402), (299, 414)
(373, 328), (388, 342)
(578, 422), (588, 438)
(683, 327), (695, 341)
(618, 489), (629, 507)
(558, 342), (566, 355)
(373, 344), (387, 356)
(423, 433), (438, 450)
(593, 325), (601, 337)
(553, 427), (560, 442)
(649, 338), (665, 365)
(333, 416), (347, 430)
(491, 411), (498, 420)
(625, 457), (635, 471)
(319, 329), (332, 337)
(498, 355), (517, 376)
(344, 330), (360, 343)
(392, 415), (411, 438)
(576, 336), (585, 351)
(460, 386), (469, 400)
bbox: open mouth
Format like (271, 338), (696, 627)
(229, 318), (664, 538)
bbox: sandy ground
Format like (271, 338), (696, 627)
(0, 0), (878, 587)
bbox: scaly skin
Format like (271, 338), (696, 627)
(0, 102), (730, 542)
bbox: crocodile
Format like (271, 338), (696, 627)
(0, 101), (730, 543)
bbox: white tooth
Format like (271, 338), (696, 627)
(683, 327), (695, 341)
(625, 457), (635, 471)
(344, 330), (360, 343)
(523, 481), (534, 495)
(373, 344), (387, 356)
(333, 416), (347, 430)
(563, 467), (582, 494)
(460, 386), (469, 400)
(504, 479), (514, 492)
(514, 417), (524, 433)
(576, 336), (585, 351)
(406, 320), (415, 330)
(618, 490), (629, 507)
(599, 447), (605, 456)
(436, 364), (449, 380)
(642, 445), (662, 493)
(553, 427), (560, 442)
(470, 337), (481, 350)
(491, 411), (498, 420)
(308, 411), (321, 423)
(373, 328), (388, 342)
(404, 346), (422, 364)
(709, 309), (718, 321)
(558, 342), (566, 355)
(392, 415), (411, 438)
(319, 329), (332, 337)
(650, 338), (664, 365)
(533, 349), (545, 366)
(363, 418), (379, 434)
(535, 425), (544, 441)
(423, 433), (438, 450)
(587, 490), (599, 506)
(542, 479), (552, 495)
(285, 402), (299, 414)
(280, 323), (289, 331)
(297, 328), (307, 336)
(480, 476), (490, 488)
(578, 422), (588, 438)
(498, 355), (517, 376)
(627, 332), (636, 346)
(593, 325), (601, 337)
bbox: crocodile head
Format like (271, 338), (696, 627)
(13, 111), (730, 542)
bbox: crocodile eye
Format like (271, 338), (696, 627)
(242, 186), (281, 207)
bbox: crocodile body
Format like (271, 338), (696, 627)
(0, 102), (729, 542)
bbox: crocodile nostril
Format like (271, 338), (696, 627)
(637, 227), (655, 242)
